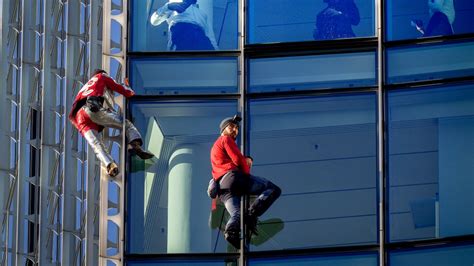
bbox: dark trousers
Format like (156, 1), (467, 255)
(425, 11), (453, 37)
(170, 22), (215, 51)
(218, 171), (281, 232)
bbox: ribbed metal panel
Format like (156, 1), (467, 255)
(0, 0), (104, 265)
(100, 0), (127, 265)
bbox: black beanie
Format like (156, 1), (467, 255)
(219, 115), (242, 133)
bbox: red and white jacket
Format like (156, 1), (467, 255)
(68, 73), (135, 135)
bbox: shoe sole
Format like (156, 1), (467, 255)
(108, 169), (119, 177)
(128, 148), (154, 160)
(136, 152), (154, 160)
(226, 236), (240, 249)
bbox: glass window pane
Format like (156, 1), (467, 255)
(250, 252), (378, 266)
(387, 83), (474, 242)
(127, 100), (239, 254)
(247, 0), (375, 44)
(249, 52), (376, 93)
(386, 41), (474, 84)
(131, 0), (238, 51)
(389, 243), (474, 266)
(127, 259), (238, 266)
(130, 58), (238, 95)
(248, 93), (378, 251)
(386, 0), (474, 41)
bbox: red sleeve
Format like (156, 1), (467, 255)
(102, 74), (135, 98)
(222, 136), (250, 175)
(68, 112), (78, 128)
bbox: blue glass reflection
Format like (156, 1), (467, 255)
(249, 52), (376, 93)
(248, 93), (378, 251)
(386, 41), (474, 84)
(386, 0), (474, 41)
(389, 243), (474, 266)
(131, 0), (238, 51)
(127, 100), (239, 254)
(247, 0), (375, 44)
(387, 83), (474, 242)
(314, 0), (361, 40)
(127, 260), (237, 266)
(130, 58), (238, 95)
(250, 252), (378, 266)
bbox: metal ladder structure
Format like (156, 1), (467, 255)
(99, 0), (128, 265)
(0, 0), (127, 265)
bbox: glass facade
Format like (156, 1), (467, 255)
(248, 94), (378, 251)
(125, 0), (474, 265)
(387, 83), (474, 242)
(386, 40), (474, 84)
(389, 243), (474, 266)
(250, 252), (378, 266)
(247, 0), (375, 44)
(385, 0), (474, 41)
(127, 259), (238, 265)
(249, 52), (376, 93)
(127, 100), (239, 254)
(131, 0), (239, 51)
(130, 57), (239, 95)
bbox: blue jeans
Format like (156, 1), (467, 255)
(219, 171), (281, 233)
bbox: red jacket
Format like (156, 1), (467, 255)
(210, 135), (250, 180)
(68, 73), (135, 135)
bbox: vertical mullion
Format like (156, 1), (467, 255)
(377, 0), (386, 265)
(15, 0), (37, 264)
(0, 0), (13, 264)
(85, 0), (102, 264)
(38, 0), (57, 264)
(62, 0), (81, 265)
(239, 0), (247, 266)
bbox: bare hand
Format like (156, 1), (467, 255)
(324, 8), (342, 17)
(246, 157), (253, 169)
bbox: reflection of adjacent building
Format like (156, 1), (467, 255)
(133, 0), (236, 51)
(76, 0), (474, 260)
(126, 31), (474, 265)
(248, 95), (378, 250)
(388, 84), (474, 242)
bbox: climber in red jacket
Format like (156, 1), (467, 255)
(69, 69), (154, 177)
(210, 115), (281, 249)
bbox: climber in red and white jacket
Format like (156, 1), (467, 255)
(69, 69), (154, 177)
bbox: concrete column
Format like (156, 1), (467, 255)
(167, 146), (194, 253)
(167, 143), (213, 253)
